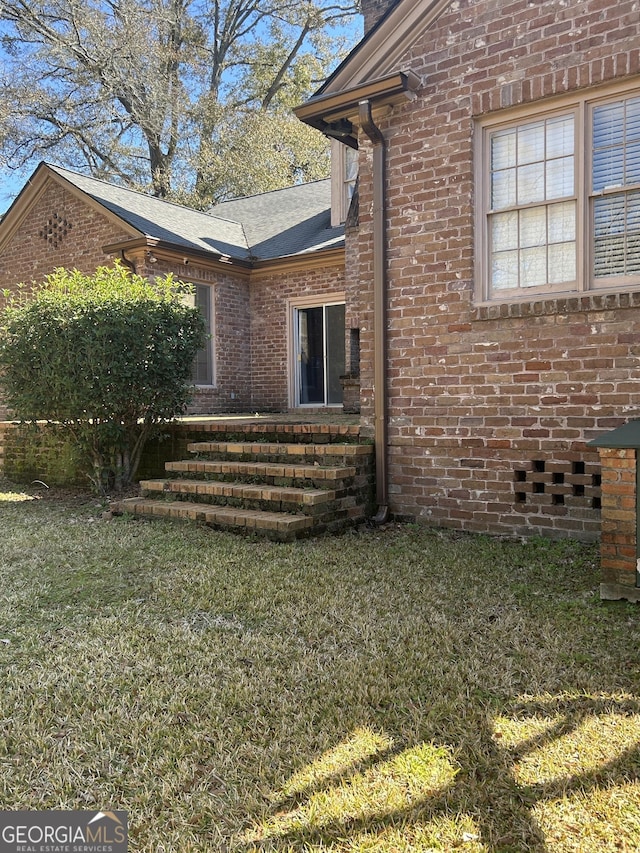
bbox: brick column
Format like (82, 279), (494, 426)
(598, 447), (640, 601)
(361, 0), (399, 32)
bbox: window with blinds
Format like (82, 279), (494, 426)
(592, 96), (640, 281)
(489, 115), (576, 294)
(477, 84), (640, 302)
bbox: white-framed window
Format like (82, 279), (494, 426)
(331, 140), (358, 227)
(476, 83), (640, 302)
(184, 283), (213, 385)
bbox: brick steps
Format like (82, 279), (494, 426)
(113, 420), (375, 540)
(187, 441), (372, 460)
(164, 459), (357, 482)
(139, 478), (335, 509)
(117, 498), (315, 535)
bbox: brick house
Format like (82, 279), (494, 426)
(297, 0), (640, 542)
(3, 0), (640, 543)
(0, 165), (346, 416)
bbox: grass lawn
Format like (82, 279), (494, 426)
(1, 479), (639, 852)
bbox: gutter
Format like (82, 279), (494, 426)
(295, 72), (420, 525)
(294, 70), (420, 149)
(359, 99), (389, 525)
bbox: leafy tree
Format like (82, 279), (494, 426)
(0, 262), (207, 492)
(0, 0), (360, 206)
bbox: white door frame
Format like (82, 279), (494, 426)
(288, 293), (346, 408)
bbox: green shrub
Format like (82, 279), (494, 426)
(0, 262), (207, 491)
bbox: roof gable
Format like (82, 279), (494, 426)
(0, 162), (141, 256)
(0, 163), (342, 265)
(316, 0), (450, 96)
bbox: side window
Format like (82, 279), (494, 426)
(186, 284), (213, 386)
(487, 114), (576, 298)
(344, 145), (358, 216)
(331, 140), (359, 227)
(477, 87), (640, 302)
(591, 95), (640, 283)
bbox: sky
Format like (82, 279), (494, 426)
(0, 9), (364, 217)
(1, 166), (33, 214)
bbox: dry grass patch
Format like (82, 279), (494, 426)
(0, 479), (639, 851)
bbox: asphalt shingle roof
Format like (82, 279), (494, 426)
(49, 164), (248, 257)
(209, 181), (344, 259)
(48, 164), (344, 262)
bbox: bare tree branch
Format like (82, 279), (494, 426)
(0, 0), (360, 202)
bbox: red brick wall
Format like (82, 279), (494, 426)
(597, 448), (637, 596)
(361, 0), (399, 32)
(250, 258), (345, 411)
(351, 0), (640, 538)
(0, 180), (132, 304)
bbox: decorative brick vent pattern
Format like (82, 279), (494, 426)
(39, 213), (73, 249)
(514, 459), (601, 511)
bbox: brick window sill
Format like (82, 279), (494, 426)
(471, 289), (640, 322)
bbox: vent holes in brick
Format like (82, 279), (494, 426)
(514, 470), (526, 503)
(513, 457), (601, 514)
(39, 213), (73, 249)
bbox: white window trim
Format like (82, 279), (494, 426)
(475, 79), (640, 305)
(287, 292), (346, 408)
(330, 140), (358, 227)
(185, 281), (216, 388)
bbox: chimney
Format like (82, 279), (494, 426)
(361, 0), (400, 33)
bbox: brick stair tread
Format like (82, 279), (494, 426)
(114, 498), (314, 533)
(173, 421), (362, 440)
(165, 460), (356, 480)
(186, 441), (373, 457)
(139, 478), (335, 505)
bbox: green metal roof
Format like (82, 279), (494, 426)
(588, 419), (640, 448)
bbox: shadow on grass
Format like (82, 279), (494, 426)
(242, 692), (640, 852)
(2, 500), (638, 851)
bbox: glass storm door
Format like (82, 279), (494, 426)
(295, 304), (345, 406)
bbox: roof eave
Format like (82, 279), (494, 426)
(294, 70), (420, 146)
(103, 236), (253, 275)
(253, 245), (345, 274)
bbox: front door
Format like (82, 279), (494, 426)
(294, 303), (345, 406)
